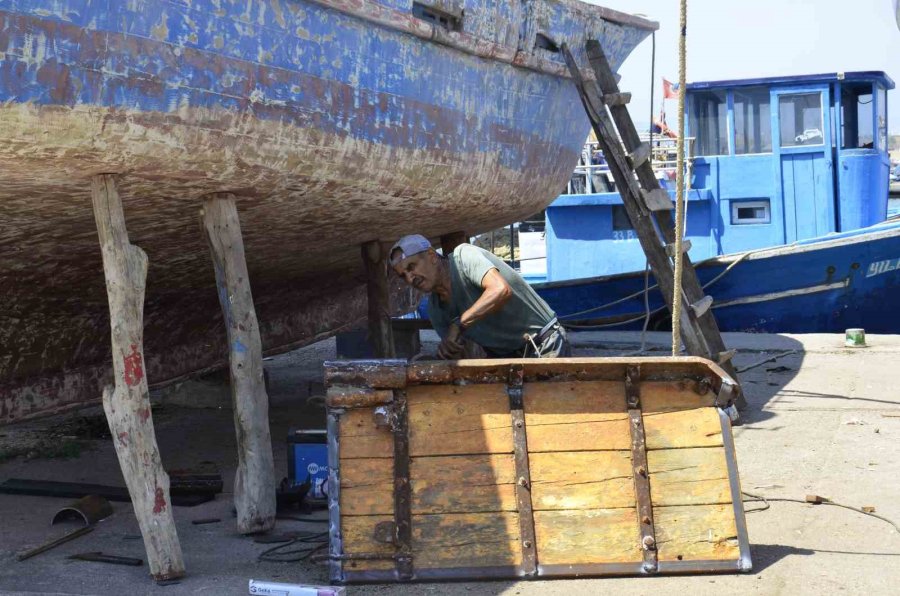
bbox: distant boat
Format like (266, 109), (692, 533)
(534, 71), (895, 282)
(537, 218), (900, 334)
(0, 1), (656, 422)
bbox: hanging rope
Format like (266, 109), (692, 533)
(671, 0), (688, 357)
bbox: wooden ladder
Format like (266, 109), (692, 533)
(562, 40), (745, 409)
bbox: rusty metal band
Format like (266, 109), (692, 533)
(391, 389), (413, 580)
(326, 410), (345, 583)
(625, 365), (658, 573)
(507, 364), (538, 576)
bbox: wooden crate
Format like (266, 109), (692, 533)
(324, 357), (751, 583)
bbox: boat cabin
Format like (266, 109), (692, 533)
(541, 71), (895, 282)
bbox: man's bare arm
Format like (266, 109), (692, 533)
(458, 268), (512, 330)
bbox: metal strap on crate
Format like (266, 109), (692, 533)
(507, 364), (538, 576)
(390, 390), (413, 580)
(625, 365), (659, 573)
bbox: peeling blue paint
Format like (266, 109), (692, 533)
(0, 1), (650, 170)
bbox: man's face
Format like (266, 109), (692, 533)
(391, 250), (440, 292)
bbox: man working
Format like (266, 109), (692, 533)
(390, 234), (569, 360)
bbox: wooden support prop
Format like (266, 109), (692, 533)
(362, 241), (397, 359)
(200, 194), (276, 535)
(440, 231), (468, 255)
(90, 174), (185, 581)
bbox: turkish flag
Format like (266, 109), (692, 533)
(662, 78), (680, 99)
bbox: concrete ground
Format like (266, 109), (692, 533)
(1, 331), (899, 595)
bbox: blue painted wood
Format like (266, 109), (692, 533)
(536, 220), (900, 334)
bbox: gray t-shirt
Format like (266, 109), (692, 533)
(428, 244), (556, 354)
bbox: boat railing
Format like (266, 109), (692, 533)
(565, 136), (695, 196)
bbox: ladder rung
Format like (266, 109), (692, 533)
(602, 92), (631, 106)
(626, 143), (651, 169)
(717, 349), (737, 364)
(665, 239), (692, 257)
(691, 295), (714, 318)
(642, 189), (673, 211)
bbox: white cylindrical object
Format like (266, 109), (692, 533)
(845, 328), (867, 347)
(249, 580), (345, 596)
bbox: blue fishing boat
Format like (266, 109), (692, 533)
(0, 1), (655, 422)
(537, 217), (900, 334)
(529, 71), (900, 334)
(541, 71), (895, 281)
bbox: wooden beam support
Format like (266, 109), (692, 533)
(362, 240), (397, 358)
(440, 230), (468, 256)
(200, 194), (276, 535)
(90, 174), (185, 581)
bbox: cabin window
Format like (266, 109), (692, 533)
(689, 90), (728, 155)
(733, 87), (772, 154)
(612, 205), (634, 231)
(731, 199), (771, 225)
(877, 87), (888, 151)
(779, 93), (824, 147)
(841, 83), (874, 149)
(412, 2), (461, 32)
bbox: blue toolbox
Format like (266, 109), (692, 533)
(287, 429), (328, 500)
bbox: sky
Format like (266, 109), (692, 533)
(588, 0), (900, 133)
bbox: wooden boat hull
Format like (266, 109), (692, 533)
(0, 2), (655, 422)
(537, 220), (900, 334)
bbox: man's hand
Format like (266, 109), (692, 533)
(437, 322), (466, 360)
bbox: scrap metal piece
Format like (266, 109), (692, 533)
(391, 390), (413, 580)
(507, 364), (538, 576)
(625, 366), (658, 574)
(68, 551), (143, 566)
(51, 495), (113, 527)
(16, 526), (95, 561)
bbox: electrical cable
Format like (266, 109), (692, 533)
(742, 491), (900, 535)
(257, 531), (330, 563)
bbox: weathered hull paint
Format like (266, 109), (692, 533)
(0, 0), (654, 423)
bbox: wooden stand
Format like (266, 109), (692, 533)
(200, 194), (276, 534)
(91, 175), (185, 581)
(362, 241), (396, 358)
(440, 231), (468, 256)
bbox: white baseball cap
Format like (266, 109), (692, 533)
(390, 234), (433, 262)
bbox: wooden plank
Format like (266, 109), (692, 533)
(534, 509), (641, 565)
(341, 514), (396, 572)
(342, 454), (517, 516)
(412, 512), (522, 569)
(362, 240), (396, 358)
(412, 454), (517, 514)
(641, 380), (715, 412)
(407, 385), (513, 456)
(201, 195), (276, 535)
(648, 448), (732, 507)
(340, 458), (393, 516)
(523, 381), (629, 452)
(655, 504), (740, 562)
(529, 451), (634, 510)
(643, 188), (673, 211)
(643, 408), (723, 450)
(91, 174), (184, 581)
(339, 408), (393, 459)
(341, 513), (523, 571)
